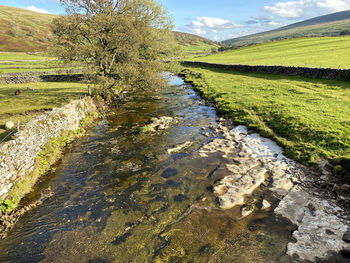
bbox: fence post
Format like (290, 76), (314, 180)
(17, 120), (20, 132)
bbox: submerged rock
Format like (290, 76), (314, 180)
(167, 141), (192, 154)
(149, 116), (178, 131)
(161, 168), (178, 178)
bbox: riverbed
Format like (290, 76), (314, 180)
(0, 75), (346, 262)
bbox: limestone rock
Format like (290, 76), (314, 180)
(167, 141), (192, 154)
(262, 200), (271, 210)
(275, 186), (349, 262)
(149, 116), (178, 131)
(5, 121), (14, 130)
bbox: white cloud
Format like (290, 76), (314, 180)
(264, 0), (350, 19)
(26, 6), (51, 14)
(190, 16), (240, 29)
(268, 21), (280, 26)
(193, 28), (207, 35)
(182, 16), (241, 40)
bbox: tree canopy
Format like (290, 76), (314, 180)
(52, 0), (179, 100)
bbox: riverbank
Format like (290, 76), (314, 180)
(179, 66), (350, 177)
(0, 97), (98, 235)
(175, 68), (350, 260)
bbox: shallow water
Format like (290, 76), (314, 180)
(0, 75), (298, 263)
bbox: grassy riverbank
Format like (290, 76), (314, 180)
(181, 65), (350, 169)
(193, 37), (350, 69)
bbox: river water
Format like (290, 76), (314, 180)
(0, 75), (298, 262)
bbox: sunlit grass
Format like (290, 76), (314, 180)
(0, 82), (88, 140)
(193, 37), (350, 69)
(182, 65), (350, 165)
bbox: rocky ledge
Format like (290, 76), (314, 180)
(0, 97), (96, 199)
(199, 121), (349, 262)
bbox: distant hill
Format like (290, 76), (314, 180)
(174, 31), (220, 59)
(0, 5), (218, 57)
(223, 10), (350, 46)
(0, 5), (56, 52)
(174, 31), (218, 46)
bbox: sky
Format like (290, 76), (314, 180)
(3, 0), (350, 41)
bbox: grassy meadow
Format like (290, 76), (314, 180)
(0, 52), (88, 141)
(181, 65), (350, 166)
(193, 37), (350, 69)
(0, 82), (89, 140)
(0, 52), (82, 73)
(181, 42), (220, 59)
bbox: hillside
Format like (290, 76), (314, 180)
(0, 5), (218, 56)
(193, 36), (350, 69)
(223, 10), (350, 46)
(0, 5), (56, 52)
(174, 31), (220, 59)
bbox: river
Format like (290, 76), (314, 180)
(0, 75), (309, 262)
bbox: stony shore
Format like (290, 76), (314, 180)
(198, 118), (350, 262)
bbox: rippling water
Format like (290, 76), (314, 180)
(0, 76), (298, 263)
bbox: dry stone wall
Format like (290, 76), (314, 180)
(183, 61), (350, 81)
(0, 72), (84, 84)
(0, 97), (96, 199)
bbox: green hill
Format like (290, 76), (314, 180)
(0, 5), (218, 56)
(174, 31), (220, 59)
(193, 36), (350, 69)
(0, 5), (57, 52)
(223, 10), (350, 47)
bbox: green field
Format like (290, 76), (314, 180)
(181, 65), (350, 166)
(0, 82), (89, 141)
(0, 52), (83, 73)
(181, 42), (220, 59)
(193, 37), (350, 69)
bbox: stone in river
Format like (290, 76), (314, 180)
(173, 194), (188, 202)
(343, 231), (350, 243)
(161, 168), (178, 178)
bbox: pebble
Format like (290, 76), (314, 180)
(342, 231), (350, 243)
(262, 200), (271, 210)
(341, 184), (350, 191)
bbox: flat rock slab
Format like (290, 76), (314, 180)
(275, 186), (349, 262)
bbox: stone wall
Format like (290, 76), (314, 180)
(0, 97), (96, 198)
(182, 61), (350, 81)
(0, 72), (84, 84)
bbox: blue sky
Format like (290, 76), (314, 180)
(3, 0), (350, 41)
